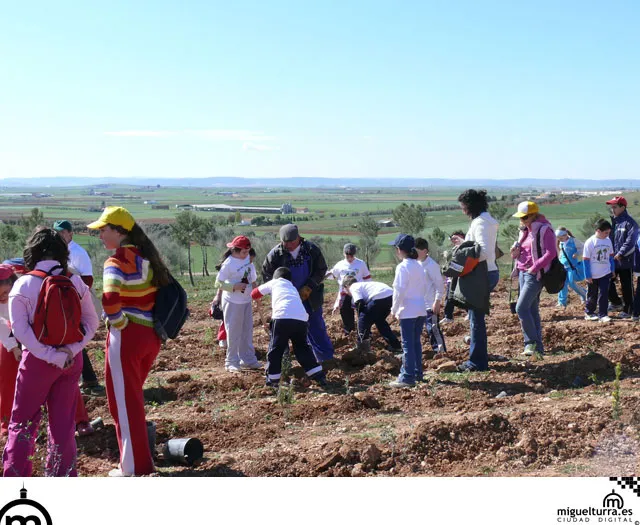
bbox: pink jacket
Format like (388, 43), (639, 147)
(513, 215), (558, 280)
(9, 260), (99, 369)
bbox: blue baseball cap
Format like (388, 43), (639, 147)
(389, 234), (415, 252)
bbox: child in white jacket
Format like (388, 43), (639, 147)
(415, 238), (446, 353)
(389, 234), (427, 388)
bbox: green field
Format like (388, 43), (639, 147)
(4, 185), (640, 282)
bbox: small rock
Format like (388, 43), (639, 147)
(338, 445), (359, 464)
(351, 463), (365, 477)
(361, 444), (382, 468)
(495, 391), (508, 399)
(315, 452), (343, 473)
(437, 361), (458, 373)
(534, 383), (544, 393)
(353, 392), (381, 409)
(567, 423), (576, 429)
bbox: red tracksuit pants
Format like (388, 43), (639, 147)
(105, 322), (161, 476)
(0, 344), (89, 436)
(0, 344), (19, 435)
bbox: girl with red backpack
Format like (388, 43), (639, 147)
(87, 206), (171, 477)
(2, 229), (99, 477)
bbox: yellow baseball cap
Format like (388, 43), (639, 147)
(87, 206), (135, 231)
(512, 201), (539, 218)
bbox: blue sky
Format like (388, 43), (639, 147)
(0, 1), (638, 180)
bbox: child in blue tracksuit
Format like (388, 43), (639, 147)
(555, 228), (587, 308)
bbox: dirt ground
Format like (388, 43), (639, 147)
(10, 281), (640, 477)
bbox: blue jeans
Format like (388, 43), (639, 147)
(467, 270), (500, 371)
(516, 271), (544, 353)
(558, 268), (586, 306)
(397, 316), (426, 384)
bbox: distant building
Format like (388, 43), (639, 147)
(152, 205), (170, 210)
(377, 219), (395, 228)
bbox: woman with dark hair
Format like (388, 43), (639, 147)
(456, 189), (500, 371)
(87, 207), (170, 477)
(388, 234), (427, 388)
(3, 228), (99, 476)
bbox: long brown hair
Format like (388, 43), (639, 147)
(23, 228), (69, 273)
(110, 223), (170, 287)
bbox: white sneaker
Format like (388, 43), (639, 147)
(240, 362), (263, 370)
(464, 313), (470, 322)
(521, 344), (536, 356)
(584, 314), (599, 321)
(463, 336), (471, 344)
(439, 318), (453, 326)
(225, 365), (242, 373)
(599, 316), (612, 323)
(108, 468), (133, 477)
(218, 340), (227, 349)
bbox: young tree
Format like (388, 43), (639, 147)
(489, 202), (509, 222)
(21, 207), (46, 234)
(170, 211), (201, 285)
(580, 212), (606, 239)
(193, 217), (214, 276)
(392, 203), (425, 236)
(501, 223), (520, 243)
(357, 216), (381, 268)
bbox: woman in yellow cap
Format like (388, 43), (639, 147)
(509, 201), (558, 357)
(87, 206), (170, 477)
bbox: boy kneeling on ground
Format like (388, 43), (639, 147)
(251, 267), (327, 388)
(342, 275), (401, 353)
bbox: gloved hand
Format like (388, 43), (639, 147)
(299, 286), (313, 301)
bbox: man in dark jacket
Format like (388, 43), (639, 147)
(262, 224), (334, 361)
(606, 196), (639, 318)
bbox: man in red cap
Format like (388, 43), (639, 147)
(605, 196), (639, 318)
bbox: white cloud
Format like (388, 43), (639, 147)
(242, 142), (279, 152)
(104, 129), (275, 141)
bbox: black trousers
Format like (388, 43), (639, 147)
(587, 275), (611, 318)
(267, 319), (323, 382)
(340, 294), (355, 333)
(357, 296), (401, 349)
(608, 268), (634, 314)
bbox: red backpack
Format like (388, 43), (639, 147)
(28, 265), (84, 346)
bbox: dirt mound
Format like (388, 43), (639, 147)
(18, 284), (640, 477)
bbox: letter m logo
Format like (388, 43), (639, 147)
(6, 516), (41, 525)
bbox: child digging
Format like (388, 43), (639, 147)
(342, 275), (401, 353)
(251, 267), (326, 388)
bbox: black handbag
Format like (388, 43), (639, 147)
(536, 229), (566, 294)
(210, 303), (224, 321)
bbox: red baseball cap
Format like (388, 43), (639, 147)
(606, 196), (627, 207)
(226, 236), (251, 250)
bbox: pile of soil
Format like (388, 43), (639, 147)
(8, 280), (640, 477)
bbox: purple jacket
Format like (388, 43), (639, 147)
(512, 215), (558, 280)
